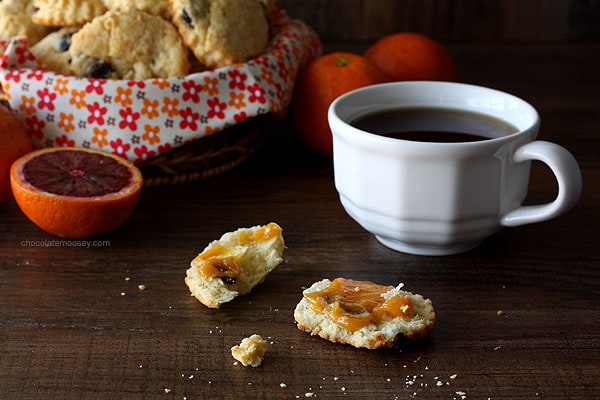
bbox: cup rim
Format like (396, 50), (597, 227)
(328, 81), (540, 147)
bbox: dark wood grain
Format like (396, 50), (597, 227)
(1, 42), (599, 400)
(280, 0), (599, 44)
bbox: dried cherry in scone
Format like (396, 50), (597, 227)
(58, 32), (74, 52)
(214, 261), (238, 284)
(182, 9), (194, 28)
(87, 61), (114, 79)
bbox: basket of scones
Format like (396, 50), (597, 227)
(0, 0), (321, 185)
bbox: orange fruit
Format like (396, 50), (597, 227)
(10, 147), (143, 239)
(364, 32), (457, 82)
(291, 52), (392, 157)
(0, 104), (33, 204)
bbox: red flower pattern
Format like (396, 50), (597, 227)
(118, 107), (140, 131)
(234, 112), (248, 123)
(179, 107), (199, 131)
(207, 97), (227, 119)
(182, 80), (202, 103)
(128, 80), (146, 89)
(4, 69), (22, 82)
(24, 116), (46, 139)
(247, 83), (266, 104)
(110, 138), (131, 158)
(55, 134), (75, 147)
(27, 70), (44, 81)
(87, 102), (108, 125)
(37, 88), (56, 111)
(15, 46), (35, 64)
(158, 143), (172, 154)
(133, 145), (155, 162)
(228, 69), (247, 90)
(86, 79), (107, 95)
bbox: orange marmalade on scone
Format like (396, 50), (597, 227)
(304, 278), (413, 331)
(196, 222), (282, 284)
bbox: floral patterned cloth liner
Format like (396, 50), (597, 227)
(0, 10), (321, 164)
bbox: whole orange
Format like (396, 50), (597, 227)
(0, 105), (33, 204)
(10, 147), (143, 238)
(291, 52), (391, 157)
(364, 32), (457, 82)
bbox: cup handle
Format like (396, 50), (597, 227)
(500, 140), (582, 227)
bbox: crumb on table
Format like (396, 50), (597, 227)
(231, 334), (267, 367)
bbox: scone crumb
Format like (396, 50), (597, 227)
(231, 334), (267, 367)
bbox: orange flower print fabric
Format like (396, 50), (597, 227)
(0, 10), (321, 164)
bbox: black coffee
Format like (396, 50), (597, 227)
(350, 107), (519, 143)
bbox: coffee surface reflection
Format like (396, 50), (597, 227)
(350, 107), (519, 143)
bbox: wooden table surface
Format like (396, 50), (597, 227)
(1, 43), (599, 399)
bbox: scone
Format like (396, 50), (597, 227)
(69, 10), (190, 79)
(0, 0), (52, 45)
(30, 26), (80, 75)
(294, 278), (435, 349)
(103, 0), (171, 19)
(170, 0), (269, 68)
(32, 0), (107, 26)
(185, 222), (285, 309)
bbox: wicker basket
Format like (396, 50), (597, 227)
(138, 115), (268, 186)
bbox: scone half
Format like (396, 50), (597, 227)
(186, 222), (285, 309)
(294, 278), (435, 349)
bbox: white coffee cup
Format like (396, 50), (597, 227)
(328, 81), (582, 256)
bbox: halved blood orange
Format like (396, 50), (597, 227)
(10, 147), (143, 239)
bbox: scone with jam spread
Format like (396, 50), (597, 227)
(185, 222), (285, 309)
(294, 278), (435, 349)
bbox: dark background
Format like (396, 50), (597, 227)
(281, 0), (600, 45)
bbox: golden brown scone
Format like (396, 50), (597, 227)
(30, 26), (80, 75)
(0, 0), (52, 45)
(185, 222), (285, 309)
(69, 10), (190, 79)
(103, 0), (171, 19)
(169, 0), (269, 68)
(32, 0), (107, 26)
(294, 278), (435, 349)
